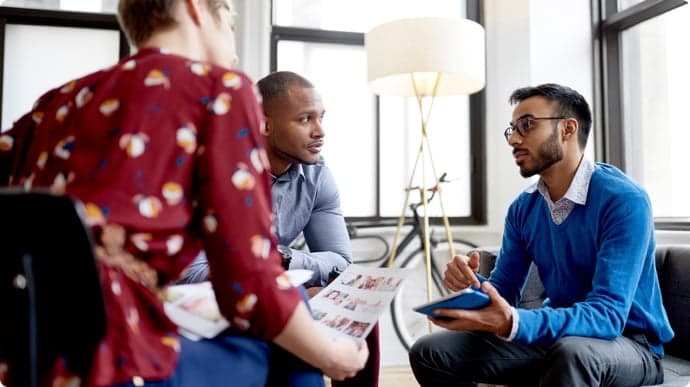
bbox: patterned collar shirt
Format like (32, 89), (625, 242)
(527, 158), (595, 225)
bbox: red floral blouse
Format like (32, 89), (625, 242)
(0, 47), (302, 386)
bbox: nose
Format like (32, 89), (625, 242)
(312, 121), (325, 138)
(506, 129), (522, 146)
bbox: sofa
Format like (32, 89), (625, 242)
(474, 245), (690, 387)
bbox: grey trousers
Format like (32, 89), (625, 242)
(409, 331), (664, 387)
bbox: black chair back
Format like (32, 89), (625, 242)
(0, 189), (106, 386)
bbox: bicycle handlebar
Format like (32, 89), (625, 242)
(404, 172), (449, 193)
(405, 172), (458, 209)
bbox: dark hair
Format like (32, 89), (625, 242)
(257, 71), (314, 109)
(509, 83), (592, 150)
(118, 0), (227, 47)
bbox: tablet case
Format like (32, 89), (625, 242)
(413, 287), (490, 319)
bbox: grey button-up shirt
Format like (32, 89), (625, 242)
(181, 157), (351, 287)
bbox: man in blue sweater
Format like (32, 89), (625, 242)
(409, 83), (673, 386)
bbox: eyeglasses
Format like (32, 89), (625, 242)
(504, 116), (565, 142)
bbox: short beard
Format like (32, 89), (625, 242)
(274, 144), (317, 166)
(520, 127), (563, 178)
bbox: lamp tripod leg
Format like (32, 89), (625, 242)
(423, 134), (456, 260)
(386, 145), (423, 268)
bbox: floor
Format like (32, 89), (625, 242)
(378, 366), (420, 387)
(326, 366), (419, 387)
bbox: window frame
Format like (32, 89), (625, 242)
(269, 0), (486, 225)
(593, 0), (689, 230)
(0, 6), (129, 127)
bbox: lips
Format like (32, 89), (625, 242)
(307, 141), (323, 153)
(513, 149), (529, 164)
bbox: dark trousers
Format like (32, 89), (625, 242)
(332, 323), (381, 387)
(409, 331), (664, 387)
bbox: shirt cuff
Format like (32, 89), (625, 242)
(498, 306), (519, 341)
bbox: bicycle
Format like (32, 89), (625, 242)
(345, 174), (477, 351)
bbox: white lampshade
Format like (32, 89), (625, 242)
(365, 17), (486, 97)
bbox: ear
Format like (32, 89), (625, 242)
(261, 116), (272, 136)
(185, 0), (204, 25)
(562, 117), (578, 141)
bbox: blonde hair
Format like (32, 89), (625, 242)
(117, 0), (227, 47)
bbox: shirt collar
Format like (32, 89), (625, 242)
(272, 163), (305, 183)
(527, 158), (595, 205)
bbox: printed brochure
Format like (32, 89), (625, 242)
(309, 264), (412, 340)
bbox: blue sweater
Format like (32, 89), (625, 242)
(491, 163), (674, 355)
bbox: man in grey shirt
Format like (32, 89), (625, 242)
(181, 71), (379, 386)
(180, 71), (350, 290)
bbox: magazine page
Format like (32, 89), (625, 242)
(164, 269), (314, 340)
(309, 264), (412, 341)
(164, 281), (229, 340)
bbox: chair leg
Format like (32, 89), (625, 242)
(21, 253), (38, 387)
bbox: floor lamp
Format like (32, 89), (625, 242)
(365, 17), (486, 305)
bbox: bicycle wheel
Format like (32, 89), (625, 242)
(351, 234), (390, 265)
(391, 238), (477, 351)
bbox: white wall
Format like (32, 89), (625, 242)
(233, 0), (271, 82)
(233, 0), (690, 246)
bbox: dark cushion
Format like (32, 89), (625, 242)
(475, 247), (545, 310)
(655, 246), (690, 360)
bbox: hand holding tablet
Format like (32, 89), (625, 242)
(413, 274), (490, 320)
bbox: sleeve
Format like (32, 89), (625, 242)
(0, 109), (41, 186)
(514, 191), (654, 346)
(1, 87), (61, 186)
(0, 130), (15, 185)
(295, 164), (352, 287)
(488, 200), (533, 306)
(177, 250), (210, 284)
(195, 71), (301, 339)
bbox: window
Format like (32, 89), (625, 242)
(0, 0), (116, 13)
(0, 6), (126, 131)
(270, 0), (486, 223)
(595, 0), (690, 227)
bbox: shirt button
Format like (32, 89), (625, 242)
(132, 375), (145, 386)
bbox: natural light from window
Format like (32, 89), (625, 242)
(621, 4), (690, 218)
(274, 0), (474, 218)
(0, 0), (116, 13)
(274, 0), (464, 33)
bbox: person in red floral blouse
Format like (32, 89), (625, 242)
(0, 0), (367, 386)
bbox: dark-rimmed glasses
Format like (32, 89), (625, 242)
(504, 116), (564, 142)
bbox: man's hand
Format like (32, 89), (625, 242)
(306, 286), (323, 298)
(444, 251), (483, 291)
(429, 281), (513, 337)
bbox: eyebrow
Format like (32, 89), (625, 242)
(517, 114), (536, 120)
(297, 108), (325, 116)
(509, 114), (533, 124)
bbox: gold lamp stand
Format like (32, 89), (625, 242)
(365, 17), (486, 333)
(385, 73), (456, 308)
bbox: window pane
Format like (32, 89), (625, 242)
(276, 41), (473, 219)
(274, 0), (464, 33)
(0, 0), (116, 13)
(617, 0), (646, 10)
(276, 41), (377, 217)
(621, 5), (690, 217)
(2, 24), (120, 131)
(379, 96), (471, 218)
